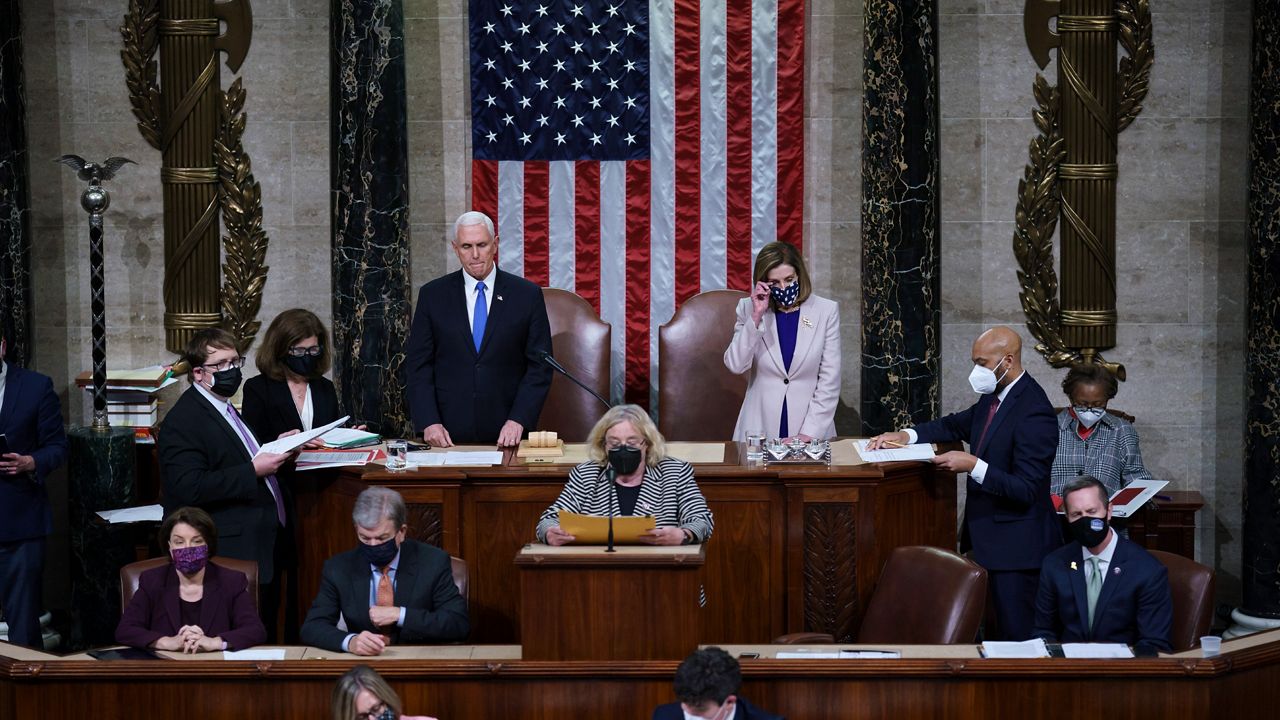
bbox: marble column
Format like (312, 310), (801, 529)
(0, 0), (33, 364)
(859, 0), (941, 434)
(1235, 0), (1280, 636)
(330, 0), (413, 437)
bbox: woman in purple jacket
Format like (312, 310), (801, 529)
(115, 506), (266, 653)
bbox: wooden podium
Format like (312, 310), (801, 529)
(515, 543), (706, 661)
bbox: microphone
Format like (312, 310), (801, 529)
(539, 350), (611, 411)
(597, 464), (617, 553)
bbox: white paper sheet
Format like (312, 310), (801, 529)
(443, 451), (504, 466)
(223, 648), (287, 660)
(774, 649), (902, 659)
(775, 651), (842, 659)
(256, 416), (349, 456)
(95, 504), (164, 523)
(838, 650), (901, 658)
(981, 639), (1050, 658)
(405, 452), (446, 466)
(1061, 643), (1134, 658)
(853, 439), (936, 463)
(1108, 479), (1170, 518)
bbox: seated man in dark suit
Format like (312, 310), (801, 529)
(1033, 475), (1173, 653)
(653, 647), (782, 720)
(405, 211), (552, 447)
(0, 331), (69, 648)
(301, 487), (469, 655)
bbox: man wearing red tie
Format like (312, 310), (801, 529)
(869, 326), (1061, 640)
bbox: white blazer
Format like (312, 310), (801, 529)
(723, 294), (841, 441)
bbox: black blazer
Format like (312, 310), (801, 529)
(653, 698), (783, 720)
(0, 362), (68, 543)
(158, 386), (281, 583)
(240, 373), (341, 445)
(115, 561), (266, 651)
(299, 539), (470, 652)
(405, 268), (553, 443)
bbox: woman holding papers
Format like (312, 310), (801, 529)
(535, 405), (714, 546)
(116, 507), (266, 653)
(1049, 364), (1158, 499)
(724, 242), (841, 442)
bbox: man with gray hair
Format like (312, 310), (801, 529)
(300, 487), (469, 655)
(405, 210), (552, 447)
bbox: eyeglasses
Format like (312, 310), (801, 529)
(200, 357), (244, 372)
(604, 438), (646, 450)
(287, 345), (323, 357)
(355, 702), (388, 720)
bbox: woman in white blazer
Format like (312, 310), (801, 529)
(724, 242), (841, 441)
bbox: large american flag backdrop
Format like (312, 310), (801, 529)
(469, 0), (805, 407)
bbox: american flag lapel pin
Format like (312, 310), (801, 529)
(1070, 561), (1078, 571)
(497, 294), (503, 301)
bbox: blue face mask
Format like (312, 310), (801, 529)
(770, 281), (800, 307)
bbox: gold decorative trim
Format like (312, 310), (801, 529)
(215, 78), (270, 350)
(164, 312), (222, 331)
(162, 199), (220, 307)
(161, 56), (218, 150)
(1057, 16), (1117, 33)
(1116, 0), (1155, 133)
(158, 18), (219, 36)
(1059, 163), (1118, 180)
(161, 167), (219, 184)
(120, 0), (162, 151)
(1061, 309), (1118, 326)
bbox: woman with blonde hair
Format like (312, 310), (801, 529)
(535, 404), (714, 546)
(331, 665), (437, 720)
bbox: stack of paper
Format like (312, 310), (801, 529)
(296, 448), (385, 471)
(96, 504), (165, 524)
(980, 638), (1050, 658)
(852, 439), (936, 463)
(256, 416), (349, 456)
(319, 427), (381, 448)
(1061, 643), (1134, 658)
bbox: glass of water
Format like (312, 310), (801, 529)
(746, 430), (765, 462)
(385, 439), (409, 472)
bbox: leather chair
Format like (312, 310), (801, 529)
(119, 556), (260, 614)
(538, 288), (611, 441)
(657, 289), (748, 440)
(450, 556), (469, 600)
(1149, 549), (1214, 652)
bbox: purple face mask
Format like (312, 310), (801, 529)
(171, 545), (209, 575)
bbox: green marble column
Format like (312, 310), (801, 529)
(860, 0), (941, 434)
(0, 0), (32, 364)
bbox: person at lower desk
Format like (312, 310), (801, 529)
(1033, 475), (1172, 654)
(115, 506), (266, 653)
(653, 647), (783, 720)
(535, 404), (714, 547)
(331, 665), (438, 720)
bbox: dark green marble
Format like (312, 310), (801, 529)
(0, 0), (32, 363)
(66, 426), (137, 648)
(860, 0), (941, 434)
(1243, 0), (1280, 621)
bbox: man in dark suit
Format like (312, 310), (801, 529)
(158, 328), (296, 631)
(300, 487), (469, 655)
(0, 332), (68, 648)
(1034, 475), (1173, 653)
(869, 326), (1061, 640)
(406, 211), (552, 447)
(653, 647), (783, 720)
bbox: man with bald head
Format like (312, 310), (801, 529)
(870, 326), (1060, 640)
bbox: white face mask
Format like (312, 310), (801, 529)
(968, 357), (1009, 395)
(683, 701), (733, 720)
(1074, 407), (1106, 428)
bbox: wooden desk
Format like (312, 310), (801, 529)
(293, 444), (957, 645)
(6, 630), (1280, 719)
(1126, 490), (1204, 559)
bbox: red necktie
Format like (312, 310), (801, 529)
(974, 398), (1001, 452)
(376, 566), (394, 607)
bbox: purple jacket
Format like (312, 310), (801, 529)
(115, 561), (266, 651)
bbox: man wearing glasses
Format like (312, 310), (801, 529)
(159, 328), (298, 626)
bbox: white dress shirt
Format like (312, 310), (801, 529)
(1082, 527), (1118, 590)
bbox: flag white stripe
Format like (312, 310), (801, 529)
(752, 0), (779, 254)
(548, 161), (576, 291)
(497, 160), (525, 277)
(648, 0), (677, 415)
(699, 0), (727, 292)
(599, 161), (628, 404)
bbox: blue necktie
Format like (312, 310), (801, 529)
(473, 281), (488, 352)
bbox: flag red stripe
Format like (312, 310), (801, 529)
(775, 0), (805, 251)
(673, 0), (701, 305)
(625, 161), (652, 407)
(471, 159), (499, 232)
(725, 0), (754, 291)
(574, 161), (602, 314)
(522, 162), (550, 287)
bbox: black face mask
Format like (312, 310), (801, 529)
(359, 536), (399, 568)
(607, 446), (642, 476)
(207, 367), (242, 397)
(1068, 515), (1110, 548)
(283, 354), (318, 377)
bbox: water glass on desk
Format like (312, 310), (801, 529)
(746, 430), (765, 461)
(385, 439), (408, 471)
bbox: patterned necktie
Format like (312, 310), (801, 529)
(974, 397), (1001, 452)
(226, 404), (286, 527)
(473, 281), (488, 351)
(376, 566), (394, 607)
(1086, 557), (1103, 630)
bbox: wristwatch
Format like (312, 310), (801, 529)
(681, 529), (695, 545)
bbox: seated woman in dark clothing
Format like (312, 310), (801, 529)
(115, 506), (266, 653)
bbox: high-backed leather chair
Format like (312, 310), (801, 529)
(657, 289), (748, 440)
(119, 556), (260, 614)
(450, 556), (469, 600)
(1149, 549), (1214, 652)
(859, 546), (988, 644)
(538, 288), (611, 441)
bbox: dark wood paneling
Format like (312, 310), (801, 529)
(701, 483), (785, 642)
(802, 503), (858, 641)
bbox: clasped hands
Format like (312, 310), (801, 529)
(348, 605), (402, 656)
(154, 625), (222, 653)
(0, 453), (35, 476)
(866, 431), (976, 473)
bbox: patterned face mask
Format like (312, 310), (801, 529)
(171, 545), (209, 575)
(770, 281), (800, 307)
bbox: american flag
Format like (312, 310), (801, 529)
(469, 0), (805, 407)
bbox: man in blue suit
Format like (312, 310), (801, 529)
(0, 333), (69, 647)
(406, 211), (552, 447)
(653, 647), (783, 720)
(869, 326), (1061, 640)
(1034, 475), (1172, 653)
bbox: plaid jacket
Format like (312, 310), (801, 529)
(1050, 410), (1156, 497)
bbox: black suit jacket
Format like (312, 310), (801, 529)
(299, 539), (470, 652)
(158, 386), (281, 583)
(0, 362), (68, 543)
(115, 561), (266, 651)
(405, 268), (552, 443)
(653, 698), (782, 720)
(240, 373), (341, 445)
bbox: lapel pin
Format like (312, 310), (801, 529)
(1113, 566), (1122, 575)
(497, 294), (503, 301)
(1070, 561), (1078, 571)
(802, 316), (813, 328)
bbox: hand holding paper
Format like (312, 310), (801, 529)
(256, 416), (349, 457)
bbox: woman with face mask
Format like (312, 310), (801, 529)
(331, 665), (438, 720)
(723, 241), (841, 442)
(115, 507), (266, 653)
(1049, 364), (1158, 503)
(535, 405), (714, 547)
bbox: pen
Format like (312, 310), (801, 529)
(882, 440), (907, 448)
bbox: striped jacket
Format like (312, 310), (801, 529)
(535, 457), (714, 543)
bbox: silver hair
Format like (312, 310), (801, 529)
(351, 486), (407, 529)
(452, 211), (495, 243)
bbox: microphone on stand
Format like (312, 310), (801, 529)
(604, 465), (617, 553)
(539, 351), (611, 411)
